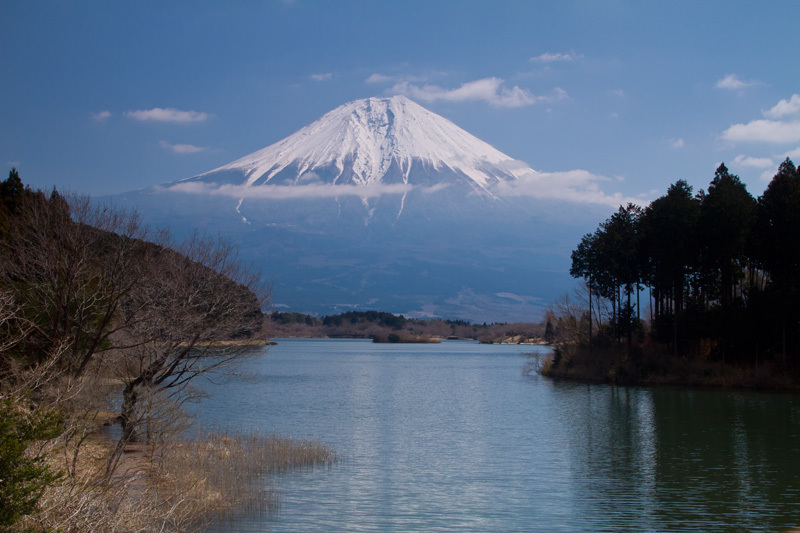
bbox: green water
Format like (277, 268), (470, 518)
(196, 339), (800, 532)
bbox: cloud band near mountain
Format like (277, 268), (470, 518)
(166, 171), (643, 207)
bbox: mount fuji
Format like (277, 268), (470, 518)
(113, 95), (608, 322)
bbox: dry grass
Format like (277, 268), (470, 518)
(23, 431), (338, 532)
(157, 432), (340, 523)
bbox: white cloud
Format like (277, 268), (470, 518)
(716, 73), (758, 90)
(310, 73), (333, 81)
(760, 170), (775, 181)
(764, 94), (800, 119)
(491, 169), (647, 207)
(165, 181), (417, 200)
(721, 95), (800, 146)
(722, 119), (800, 143)
(610, 89), (627, 98)
(421, 183), (451, 194)
(159, 140), (207, 154)
(669, 138), (685, 149)
(530, 51), (583, 63)
(125, 107), (210, 123)
(365, 73), (393, 84)
(166, 173), (639, 206)
(391, 77), (566, 108)
(733, 154), (774, 169)
(91, 110), (111, 122)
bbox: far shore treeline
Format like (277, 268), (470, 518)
(268, 310), (547, 344)
(549, 158), (800, 386)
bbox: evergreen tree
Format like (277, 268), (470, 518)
(639, 180), (700, 353)
(754, 158), (800, 363)
(0, 399), (63, 532)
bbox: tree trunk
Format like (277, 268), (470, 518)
(120, 382), (139, 443)
(627, 286), (633, 355)
(588, 277), (593, 354)
(105, 382), (139, 479)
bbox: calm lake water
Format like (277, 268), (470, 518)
(194, 338), (800, 532)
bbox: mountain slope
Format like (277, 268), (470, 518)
(184, 95), (535, 197)
(114, 96), (600, 322)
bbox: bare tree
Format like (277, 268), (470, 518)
(0, 194), (151, 379)
(1, 188), (268, 477)
(107, 232), (267, 473)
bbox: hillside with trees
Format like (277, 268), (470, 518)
(0, 170), (337, 531)
(268, 310), (548, 344)
(544, 159), (800, 388)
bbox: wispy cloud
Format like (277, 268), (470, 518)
(365, 73), (429, 84)
(733, 154), (774, 168)
(669, 138), (685, 149)
(784, 147), (800, 160)
(165, 181), (417, 200)
(390, 77), (566, 108)
(91, 110), (111, 122)
(166, 173), (639, 207)
(761, 168), (779, 181)
(716, 73), (758, 90)
(530, 51), (583, 63)
(125, 107), (211, 123)
(310, 72), (333, 81)
(492, 169), (647, 207)
(365, 73), (394, 84)
(764, 94), (800, 119)
(159, 140), (207, 154)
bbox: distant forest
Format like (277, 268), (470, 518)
(268, 310), (546, 344)
(556, 158), (800, 385)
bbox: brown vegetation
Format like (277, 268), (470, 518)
(0, 171), (338, 531)
(21, 431), (337, 532)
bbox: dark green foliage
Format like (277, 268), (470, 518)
(270, 311), (320, 326)
(322, 310), (408, 329)
(568, 160), (800, 371)
(544, 320), (555, 344)
(0, 168), (26, 241)
(0, 399), (63, 532)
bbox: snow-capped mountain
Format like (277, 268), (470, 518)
(184, 95), (536, 198)
(115, 96), (601, 322)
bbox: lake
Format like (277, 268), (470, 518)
(194, 338), (800, 532)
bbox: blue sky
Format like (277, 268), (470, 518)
(2, 1), (799, 203)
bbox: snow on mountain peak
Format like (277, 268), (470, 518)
(198, 95), (536, 194)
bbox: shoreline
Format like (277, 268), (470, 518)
(536, 346), (800, 393)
